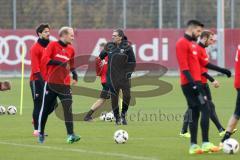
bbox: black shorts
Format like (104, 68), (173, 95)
(181, 82), (207, 108)
(202, 83), (212, 101)
(100, 83), (110, 99)
(234, 89), (240, 119)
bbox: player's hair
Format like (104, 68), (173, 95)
(113, 29), (128, 40)
(200, 30), (214, 39)
(187, 20), (204, 28)
(58, 26), (73, 37)
(36, 23), (50, 36)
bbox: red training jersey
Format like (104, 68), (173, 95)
(42, 41), (75, 85)
(96, 56), (108, 84)
(176, 36), (202, 85)
(234, 47), (240, 89)
(197, 44), (210, 84)
(29, 42), (48, 81)
(101, 56), (108, 84)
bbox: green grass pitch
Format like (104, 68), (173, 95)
(0, 77), (239, 160)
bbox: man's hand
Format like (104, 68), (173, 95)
(66, 63), (70, 70)
(72, 79), (78, 86)
(212, 80), (220, 88)
(101, 59), (106, 67)
(0, 81), (11, 91)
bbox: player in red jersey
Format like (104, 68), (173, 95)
(221, 46), (240, 144)
(180, 30), (231, 138)
(38, 27), (80, 144)
(84, 43), (111, 121)
(176, 20), (220, 154)
(29, 23), (51, 137)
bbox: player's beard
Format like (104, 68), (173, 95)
(43, 38), (49, 42)
(38, 37), (50, 47)
(191, 32), (198, 41)
(205, 42), (209, 47)
(42, 36), (50, 42)
(45, 37), (50, 41)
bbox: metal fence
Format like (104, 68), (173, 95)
(0, 0), (239, 29)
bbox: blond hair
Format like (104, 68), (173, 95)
(58, 26), (73, 37)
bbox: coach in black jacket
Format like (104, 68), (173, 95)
(99, 29), (136, 125)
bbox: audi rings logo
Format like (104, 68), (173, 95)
(0, 35), (57, 65)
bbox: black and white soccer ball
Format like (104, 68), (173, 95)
(114, 129), (129, 144)
(105, 112), (114, 122)
(223, 138), (239, 154)
(99, 112), (107, 121)
(99, 112), (115, 122)
(0, 105), (6, 115)
(7, 105), (17, 115)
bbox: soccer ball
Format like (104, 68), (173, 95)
(105, 112), (114, 122)
(114, 129), (129, 144)
(99, 112), (107, 121)
(0, 106), (6, 115)
(99, 112), (115, 122)
(7, 105), (17, 115)
(223, 138), (239, 154)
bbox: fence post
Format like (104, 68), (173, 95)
(217, 0), (225, 67)
(177, 0), (181, 28)
(13, 0), (16, 29)
(231, 0), (235, 29)
(123, 0), (127, 29)
(68, 0), (72, 27)
(158, 0), (162, 28)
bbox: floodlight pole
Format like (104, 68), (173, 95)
(217, 0), (225, 67)
(158, 0), (162, 28)
(177, 0), (181, 29)
(68, 0), (72, 27)
(13, 0), (16, 29)
(123, 0), (127, 29)
(231, 0), (235, 29)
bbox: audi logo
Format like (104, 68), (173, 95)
(0, 35), (57, 65)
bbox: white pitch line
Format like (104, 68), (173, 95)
(0, 141), (159, 160)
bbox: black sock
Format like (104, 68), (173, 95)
(189, 108), (200, 144)
(208, 101), (224, 131)
(219, 128), (225, 132)
(200, 103), (210, 142)
(62, 99), (74, 135)
(113, 107), (120, 119)
(65, 122), (74, 135)
(33, 117), (38, 130)
(33, 99), (42, 130)
(181, 109), (190, 133)
(121, 104), (128, 117)
(121, 91), (130, 116)
(111, 94), (120, 119)
(221, 131), (232, 142)
(86, 109), (94, 117)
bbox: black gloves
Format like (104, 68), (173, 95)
(182, 70), (206, 105)
(221, 68), (231, 78)
(71, 69), (78, 81)
(34, 72), (45, 87)
(202, 72), (215, 82)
